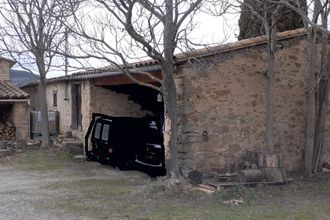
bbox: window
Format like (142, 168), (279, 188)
(101, 124), (110, 141)
(53, 90), (57, 107)
(94, 123), (102, 139)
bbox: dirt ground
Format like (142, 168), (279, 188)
(0, 148), (329, 220)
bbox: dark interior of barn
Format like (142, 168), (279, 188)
(85, 84), (166, 176)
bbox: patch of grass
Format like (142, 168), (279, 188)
(217, 185), (256, 201)
(140, 201), (288, 220)
(292, 211), (316, 220)
(148, 203), (206, 220)
(16, 149), (329, 219)
(289, 204), (330, 220)
(35, 197), (114, 220)
(35, 178), (143, 219)
(13, 148), (72, 171)
(44, 178), (135, 195)
(33, 178), (330, 220)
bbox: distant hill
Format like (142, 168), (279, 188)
(10, 69), (39, 87)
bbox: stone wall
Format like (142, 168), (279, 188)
(12, 102), (30, 140)
(323, 108), (330, 163)
(176, 38), (310, 173)
(0, 60), (11, 81)
(89, 83), (151, 117)
(45, 81), (149, 140)
(22, 85), (39, 109)
(46, 81), (91, 140)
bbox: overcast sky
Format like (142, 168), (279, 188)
(43, 9), (240, 78)
(44, 13), (239, 78)
(5, 1), (240, 78)
(7, 1), (330, 78)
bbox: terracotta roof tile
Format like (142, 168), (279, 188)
(0, 81), (29, 99)
(175, 28), (307, 61)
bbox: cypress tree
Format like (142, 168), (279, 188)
(238, 0), (307, 40)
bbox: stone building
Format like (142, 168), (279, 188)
(0, 57), (30, 140)
(22, 28), (330, 173)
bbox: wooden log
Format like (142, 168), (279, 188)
(261, 167), (284, 182)
(0, 122), (15, 140)
(237, 169), (263, 183)
(257, 153), (282, 168)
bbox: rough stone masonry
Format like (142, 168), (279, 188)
(175, 37), (314, 173)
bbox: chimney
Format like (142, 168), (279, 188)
(0, 57), (15, 81)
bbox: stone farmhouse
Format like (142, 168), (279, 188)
(0, 57), (30, 141)
(21, 28), (330, 173)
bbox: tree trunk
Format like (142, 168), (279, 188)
(312, 16), (329, 173)
(163, 74), (179, 178)
(36, 54), (50, 147)
(260, 167), (284, 182)
(266, 17), (277, 153)
(305, 27), (317, 176)
(266, 55), (275, 153)
(238, 169), (263, 182)
(162, 0), (179, 179)
(313, 80), (329, 172)
(38, 78), (50, 147)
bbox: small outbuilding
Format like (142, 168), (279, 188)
(0, 57), (30, 141)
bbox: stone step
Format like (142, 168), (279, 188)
(62, 139), (84, 155)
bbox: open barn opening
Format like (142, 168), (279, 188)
(85, 84), (166, 177)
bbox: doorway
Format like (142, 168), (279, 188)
(71, 83), (82, 130)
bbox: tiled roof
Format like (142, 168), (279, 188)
(0, 57), (15, 66)
(42, 28), (307, 84)
(175, 28), (307, 61)
(0, 81), (29, 99)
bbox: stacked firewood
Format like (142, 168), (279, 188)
(0, 122), (16, 140)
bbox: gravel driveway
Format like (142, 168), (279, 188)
(0, 151), (150, 220)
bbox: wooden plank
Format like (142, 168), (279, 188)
(194, 184), (216, 194)
(95, 72), (162, 86)
(206, 178), (293, 188)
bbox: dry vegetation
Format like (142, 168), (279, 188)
(0, 148), (329, 220)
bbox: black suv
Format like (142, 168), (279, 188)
(85, 113), (166, 176)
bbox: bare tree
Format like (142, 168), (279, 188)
(302, 0), (330, 175)
(313, 0), (330, 174)
(236, 0), (287, 153)
(0, 0), (79, 147)
(237, 0), (330, 175)
(274, 0), (330, 175)
(67, 0), (229, 179)
(259, 0), (329, 175)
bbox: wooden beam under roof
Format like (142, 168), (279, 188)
(94, 71), (162, 86)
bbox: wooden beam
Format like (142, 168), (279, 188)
(95, 72), (162, 86)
